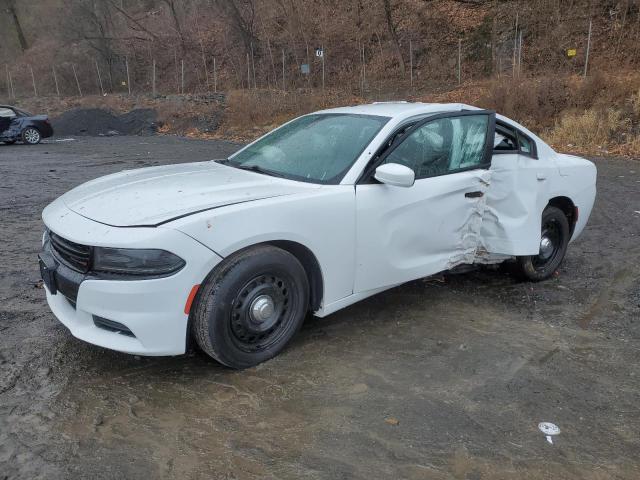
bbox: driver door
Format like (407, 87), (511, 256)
(354, 111), (495, 293)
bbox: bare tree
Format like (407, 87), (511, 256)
(382, 0), (405, 73)
(3, 0), (28, 51)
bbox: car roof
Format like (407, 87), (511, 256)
(317, 102), (481, 120)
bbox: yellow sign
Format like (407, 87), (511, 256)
(567, 49), (577, 58)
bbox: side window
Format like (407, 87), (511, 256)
(0, 108), (16, 118)
(518, 133), (533, 155)
(383, 114), (489, 179)
(493, 121), (537, 157)
(494, 123), (518, 151)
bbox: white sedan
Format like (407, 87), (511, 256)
(40, 103), (597, 368)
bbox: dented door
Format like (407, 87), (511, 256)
(354, 112), (495, 293)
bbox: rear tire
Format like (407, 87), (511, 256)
(22, 127), (41, 145)
(192, 245), (309, 369)
(516, 206), (570, 281)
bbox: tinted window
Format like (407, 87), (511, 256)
(230, 113), (389, 184)
(383, 114), (489, 179)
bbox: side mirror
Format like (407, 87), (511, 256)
(374, 163), (415, 188)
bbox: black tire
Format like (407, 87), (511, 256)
(516, 206), (570, 281)
(22, 127), (41, 145)
(192, 245), (309, 369)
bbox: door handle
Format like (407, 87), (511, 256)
(537, 172), (547, 181)
(465, 191), (484, 198)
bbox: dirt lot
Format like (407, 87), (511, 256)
(1, 136), (639, 480)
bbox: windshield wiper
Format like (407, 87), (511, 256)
(235, 164), (286, 178)
(214, 158), (230, 164)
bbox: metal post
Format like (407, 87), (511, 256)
(29, 65), (37, 97)
(152, 59), (156, 96)
(518, 31), (523, 76)
(584, 18), (592, 77)
(321, 45), (325, 92)
(457, 39), (462, 85)
(95, 59), (104, 95)
(409, 39), (413, 88)
(200, 44), (209, 91)
(125, 56), (131, 95)
(72, 64), (82, 96)
(5, 65), (12, 99)
(247, 53), (250, 90)
(362, 45), (366, 93)
(180, 59), (184, 94)
(213, 57), (217, 93)
(282, 49), (285, 91)
(52, 65), (60, 97)
(513, 12), (518, 77)
(250, 42), (256, 89)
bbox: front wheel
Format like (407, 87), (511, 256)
(515, 206), (570, 281)
(22, 127), (41, 145)
(192, 245), (309, 369)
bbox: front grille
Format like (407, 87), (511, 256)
(49, 231), (91, 272)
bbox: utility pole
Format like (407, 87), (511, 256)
(584, 19), (592, 77)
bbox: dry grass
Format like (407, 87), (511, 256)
(546, 108), (631, 153)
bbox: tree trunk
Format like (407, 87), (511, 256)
(8, 0), (28, 52)
(382, 0), (405, 74)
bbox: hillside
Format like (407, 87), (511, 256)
(2, 0), (640, 155)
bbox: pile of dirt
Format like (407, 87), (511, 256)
(52, 108), (158, 136)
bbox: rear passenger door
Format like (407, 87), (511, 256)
(480, 121), (545, 256)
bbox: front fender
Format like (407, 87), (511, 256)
(167, 187), (356, 308)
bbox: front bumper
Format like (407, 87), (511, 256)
(41, 203), (223, 356)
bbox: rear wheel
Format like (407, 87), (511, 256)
(22, 127), (41, 145)
(516, 206), (570, 281)
(192, 245), (309, 369)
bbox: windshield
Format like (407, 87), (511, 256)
(228, 113), (389, 184)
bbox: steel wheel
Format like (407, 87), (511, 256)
(22, 127), (41, 145)
(532, 219), (562, 271)
(229, 274), (295, 353)
(515, 206), (570, 281)
(192, 245), (309, 369)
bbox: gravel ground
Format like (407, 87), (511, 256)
(1, 136), (639, 480)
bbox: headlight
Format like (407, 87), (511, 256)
(92, 247), (185, 276)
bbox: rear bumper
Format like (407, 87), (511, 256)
(39, 123), (53, 138)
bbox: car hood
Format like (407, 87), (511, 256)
(61, 161), (318, 227)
